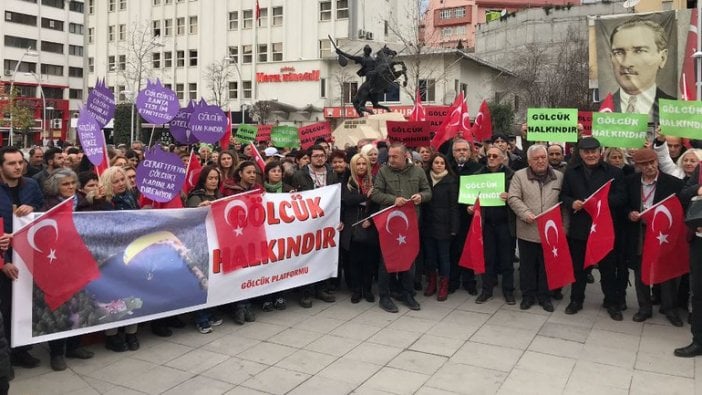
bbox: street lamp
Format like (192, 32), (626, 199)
(121, 90), (136, 144)
(24, 72), (47, 143)
(9, 47), (38, 147)
(224, 55), (243, 113)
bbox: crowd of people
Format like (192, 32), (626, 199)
(0, 125), (701, 391)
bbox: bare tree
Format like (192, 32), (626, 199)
(117, 22), (163, 95)
(250, 101), (274, 124)
(204, 59), (238, 108)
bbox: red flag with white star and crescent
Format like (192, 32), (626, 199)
(639, 194), (690, 285)
(372, 204), (419, 273)
(581, 179), (615, 268)
(182, 149), (202, 195)
(458, 197), (485, 274)
(536, 203), (574, 290)
(12, 198), (100, 310)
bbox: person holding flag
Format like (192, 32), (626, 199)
(508, 144), (564, 312)
(622, 148), (684, 326)
(559, 137), (626, 320)
(371, 143), (431, 313)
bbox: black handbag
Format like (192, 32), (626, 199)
(352, 212), (379, 245)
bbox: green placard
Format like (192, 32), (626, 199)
(458, 173), (505, 206)
(659, 99), (702, 139)
(526, 108), (579, 142)
(235, 124), (258, 144)
(271, 125), (300, 148)
(591, 112), (648, 148)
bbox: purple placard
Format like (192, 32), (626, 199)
(188, 100), (227, 144)
(135, 79), (180, 125)
(85, 78), (116, 129)
(169, 100), (199, 144)
(135, 147), (187, 203)
(76, 110), (106, 166)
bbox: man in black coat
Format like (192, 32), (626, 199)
(559, 137), (626, 320)
(622, 148), (684, 326)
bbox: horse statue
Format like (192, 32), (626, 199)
(333, 40), (408, 117)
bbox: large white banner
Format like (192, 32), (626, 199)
(11, 185), (340, 347)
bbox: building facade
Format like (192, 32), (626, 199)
(0, 0), (85, 145)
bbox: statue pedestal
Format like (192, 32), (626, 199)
(331, 112), (406, 147)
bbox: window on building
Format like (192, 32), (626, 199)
(319, 40), (332, 57)
(69, 1), (83, 12)
(108, 25), (115, 41)
(189, 50), (197, 66)
(272, 42), (283, 61)
(189, 16), (198, 34)
(41, 17), (63, 30)
(119, 24), (126, 40)
(88, 0), (94, 14)
(119, 0), (126, 10)
(41, 41), (64, 54)
(153, 0), (160, 4)
(439, 9), (451, 19)
(41, 63), (63, 76)
(108, 55), (116, 71)
(6, 12), (37, 27)
(152, 52), (161, 68)
(164, 19), (172, 36)
(337, 0), (349, 19)
(69, 89), (83, 99)
(88, 27), (94, 43)
(108, 0), (115, 12)
(42, 0), (65, 8)
(320, 1), (331, 21)
(343, 82), (358, 104)
(188, 83), (197, 100)
(320, 78), (326, 98)
(4, 35), (37, 50)
(243, 81), (252, 98)
(176, 50), (185, 67)
(69, 45), (83, 56)
(44, 87), (63, 99)
(164, 83), (172, 90)
(118, 55), (126, 70)
(88, 57), (94, 72)
(243, 45), (252, 63)
(228, 81), (238, 99)
(382, 83), (400, 102)
(3, 60), (36, 74)
(259, 8), (268, 27)
(455, 7), (465, 17)
(68, 67), (83, 78)
(441, 27), (453, 38)
(460, 83), (468, 97)
(116, 85), (125, 101)
(228, 46), (239, 63)
(176, 17), (185, 35)
(384, 20), (388, 36)
(243, 10), (253, 29)
(418, 79), (435, 102)
(258, 44), (267, 62)
(228, 12), (238, 30)
(272, 7), (283, 26)
(69, 23), (83, 34)
(175, 83), (184, 99)
(164, 51), (172, 67)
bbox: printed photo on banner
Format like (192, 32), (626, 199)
(458, 173), (505, 206)
(593, 11), (678, 123)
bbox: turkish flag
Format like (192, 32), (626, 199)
(210, 189), (268, 273)
(430, 92), (469, 149)
(536, 203), (574, 290)
(471, 100), (492, 142)
(255, 0), (261, 24)
(372, 204), (420, 273)
(681, 9), (698, 101)
(599, 92), (615, 113)
(182, 150), (202, 195)
(94, 138), (110, 176)
(458, 198), (485, 274)
(139, 195), (183, 209)
(409, 89), (426, 122)
(13, 199), (100, 310)
(581, 180), (615, 268)
(639, 194), (690, 285)
(220, 109), (232, 152)
(249, 142), (266, 172)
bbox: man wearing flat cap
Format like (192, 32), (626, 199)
(622, 148), (685, 326)
(560, 137), (627, 320)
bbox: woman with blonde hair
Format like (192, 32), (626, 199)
(360, 144), (380, 176)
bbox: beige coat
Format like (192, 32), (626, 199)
(508, 167), (564, 243)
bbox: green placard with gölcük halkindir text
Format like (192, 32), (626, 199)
(458, 173), (505, 206)
(591, 112), (648, 148)
(526, 108), (579, 142)
(659, 99), (702, 139)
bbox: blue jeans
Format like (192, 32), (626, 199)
(423, 237), (452, 277)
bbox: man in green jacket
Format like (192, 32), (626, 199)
(371, 143), (432, 313)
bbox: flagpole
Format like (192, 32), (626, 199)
(12, 198), (73, 235)
(351, 204), (399, 227)
(697, 2), (701, 101)
(581, 178), (613, 206)
(639, 193), (677, 217)
(210, 188), (260, 204)
(534, 202), (562, 220)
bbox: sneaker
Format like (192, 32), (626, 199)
(233, 308), (246, 325)
(65, 347), (94, 359)
(379, 296), (399, 313)
(197, 322), (213, 334)
(403, 294), (421, 311)
(125, 334), (139, 351)
(11, 350), (40, 368)
(209, 315), (223, 326)
(244, 306), (256, 322)
(475, 292), (492, 304)
(262, 301), (274, 312)
(50, 355), (66, 371)
(274, 297), (287, 310)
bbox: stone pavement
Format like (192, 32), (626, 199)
(9, 282), (701, 395)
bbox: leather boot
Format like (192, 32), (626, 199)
(437, 276), (449, 301)
(424, 272), (437, 296)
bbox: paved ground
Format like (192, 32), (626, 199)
(9, 278), (701, 395)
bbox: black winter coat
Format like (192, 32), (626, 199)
(421, 173), (459, 240)
(477, 165), (516, 236)
(340, 178), (378, 250)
